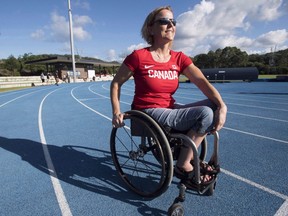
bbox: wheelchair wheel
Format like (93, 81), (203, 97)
(110, 110), (174, 198)
(168, 203), (184, 216)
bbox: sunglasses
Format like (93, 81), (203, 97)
(153, 18), (177, 26)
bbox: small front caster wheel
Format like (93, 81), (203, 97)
(168, 203), (184, 216)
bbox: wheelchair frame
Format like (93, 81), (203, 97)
(110, 110), (220, 215)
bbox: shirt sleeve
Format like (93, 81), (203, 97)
(179, 52), (193, 72)
(123, 50), (139, 72)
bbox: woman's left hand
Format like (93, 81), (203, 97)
(213, 105), (227, 132)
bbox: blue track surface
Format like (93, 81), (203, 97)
(0, 81), (287, 216)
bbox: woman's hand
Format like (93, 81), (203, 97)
(112, 113), (125, 128)
(213, 105), (227, 132)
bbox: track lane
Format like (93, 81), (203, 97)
(1, 81), (287, 215)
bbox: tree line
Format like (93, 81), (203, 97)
(0, 46), (287, 76)
(193, 47), (288, 75)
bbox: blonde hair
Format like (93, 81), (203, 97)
(141, 6), (173, 45)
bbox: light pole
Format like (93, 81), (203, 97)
(68, 0), (76, 83)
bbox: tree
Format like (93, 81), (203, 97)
(219, 47), (248, 67)
(4, 55), (20, 76)
(193, 54), (210, 68)
(195, 47), (249, 68)
(207, 50), (218, 68)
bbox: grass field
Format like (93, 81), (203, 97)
(258, 74), (278, 79)
(0, 86), (31, 93)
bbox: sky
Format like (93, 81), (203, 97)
(0, 0), (287, 62)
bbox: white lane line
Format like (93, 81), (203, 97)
(224, 127), (288, 144)
(88, 84), (131, 105)
(222, 169), (288, 216)
(38, 89), (72, 216)
(222, 169), (288, 200)
(0, 89), (45, 108)
(70, 86), (111, 121)
(0, 88), (33, 97)
(100, 83), (134, 96)
(227, 102), (288, 112)
(176, 95), (288, 112)
(176, 91), (288, 105)
(0, 86), (51, 98)
(274, 200), (288, 216)
(175, 101), (287, 125)
(73, 86), (129, 130)
(228, 111), (288, 123)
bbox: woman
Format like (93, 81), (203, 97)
(110, 6), (227, 185)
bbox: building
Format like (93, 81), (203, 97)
(201, 67), (259, 82)
(25, 56), (120, 81)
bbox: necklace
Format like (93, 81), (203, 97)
(154, 51), (170, 62)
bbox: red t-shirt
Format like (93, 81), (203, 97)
(124, 47), (192, 110)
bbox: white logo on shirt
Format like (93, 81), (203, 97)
(172, 65), (177, 69)
(144, 65), (154, 69)
(148, 70), (178, 80)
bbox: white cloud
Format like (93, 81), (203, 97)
(210, 35), (253, 49)
(256, 29), (288, 45)
(255, 0), (283, 21)
(116, 43), (147, 62)
(31, 11), (92, 43)
(173, 0), (287, 56)
(127, 43), (147, 53)
(73, 15), (93, 26)
(49, 12), (69, 42)
(31, 29), (45, 40)
(107, 49), (117, 61)
(74, 0), (90, 10)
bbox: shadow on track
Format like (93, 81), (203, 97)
(0, 136), (167, 216)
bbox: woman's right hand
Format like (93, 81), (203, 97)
(110, 64), (133, 128)
(112, 113), (125, 128)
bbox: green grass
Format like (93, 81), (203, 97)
(258, 74), (278, 79)
(0, 86), (31, 93)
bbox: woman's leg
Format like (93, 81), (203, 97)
(174, 99), (217, 111)
(143, 105), (214, 133)
(144, 103), (215, 180)
(176, 129), (206, 172)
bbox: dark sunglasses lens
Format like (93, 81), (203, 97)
(158, 19), (176, 26)
(158, 19), (170, 25)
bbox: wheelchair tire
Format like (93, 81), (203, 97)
(110, 110), (174, 198)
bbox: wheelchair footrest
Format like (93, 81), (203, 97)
(180, 175), (217, 194)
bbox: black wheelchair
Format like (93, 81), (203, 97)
(110, 110), (220, 215)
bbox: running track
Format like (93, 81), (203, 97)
(0, 80), (287, 216)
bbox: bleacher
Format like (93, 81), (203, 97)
(0, 76), (56, 88)
(0, 75), (115, 89)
